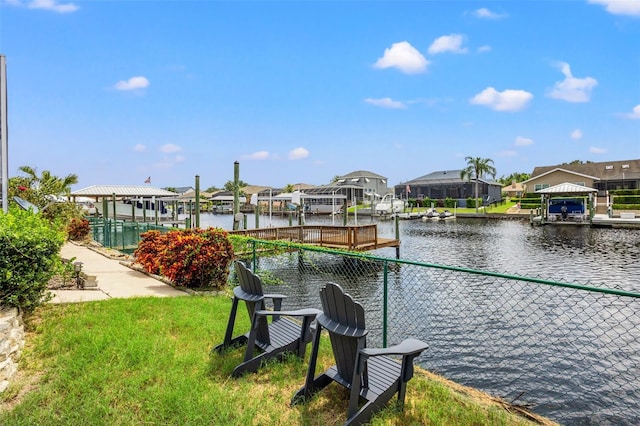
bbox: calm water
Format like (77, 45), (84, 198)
(197, 213), (640, 425)
(198, 212), (640, 291)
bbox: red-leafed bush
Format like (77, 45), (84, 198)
(134, 228), (234, 289)
(134, 230), (167, 275)
(67, 217), (91, 241)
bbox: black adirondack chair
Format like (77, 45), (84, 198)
(213, 261), (320, 377)
(292, 282), (428, 426)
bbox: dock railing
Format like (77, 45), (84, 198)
(236, 238), (640, 426)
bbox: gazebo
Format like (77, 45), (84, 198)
(535, 182), (598, 222)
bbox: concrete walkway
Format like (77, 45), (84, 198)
(50, 243), (187, 303)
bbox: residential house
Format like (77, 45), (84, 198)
(395, 170), (503, 207)
(523, 159), (640, 196)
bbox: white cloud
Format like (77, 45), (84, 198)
(469, 87), (533, 112)
(477, 45), (492, 53)
(547, 62), (597, 103)
(588, 0), (640, 16)
(515, 136), (533, 146)
(625, 104), (640, 119)
(133, 144), (147, 152)
(473, 8), (507, 19)
(159, 143), (181, 153)
(428, 34), (468, 55)
(373, 41), (429, 74)
(245, 151), (271, 160)
(589, 146), (607, 154)
(571, 129), (583, 140)
(114, 76), (150, 91)
(364, 97), (407, 109)
(288, 147), (309, 160)
(28, 0), (78, 13)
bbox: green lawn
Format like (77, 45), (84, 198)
(0, 296), (552, 425)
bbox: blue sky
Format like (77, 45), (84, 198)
(1, 0), (639, 190)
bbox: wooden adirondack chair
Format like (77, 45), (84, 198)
(292, 282), (428, 426)
(213, 261), (320, 377)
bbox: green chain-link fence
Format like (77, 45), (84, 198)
(239, 239), (640, 425)
(88, 218), (171, 253)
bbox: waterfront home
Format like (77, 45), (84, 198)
(396, 170), (503, 207)
(524, 159), (640, 196)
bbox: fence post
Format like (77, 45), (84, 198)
(252, 239), (257, 271)
(383, 260), (388, 348)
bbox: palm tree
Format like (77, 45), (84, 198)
(16, 166), (78, 207)
(283, 184), (295, 193)
(460, 157), (496, 212)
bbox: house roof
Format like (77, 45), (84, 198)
(210, 191), (246, 202)
(502, 182), (524, 192)
(523, 167), (600, 183)
(530, 159), (640, 180)
(403, 170), (501, 186)
(241, 185), (272, 194)
(339, 170), (387, 180)
(535, 182), (598, 194)
(71, 185), (177, 198)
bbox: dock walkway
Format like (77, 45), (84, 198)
(229, 224), (400, 253)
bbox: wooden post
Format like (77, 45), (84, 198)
(255, 204), (260, 228)
(195, 175), (200, 229)
(233, 161), (240, 230)
(343, 199), (348, 226)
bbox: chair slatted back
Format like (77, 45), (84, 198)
(234, 261), (270, 344)
(319, 283), (367, 383)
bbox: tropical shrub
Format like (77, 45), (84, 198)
(466, 197), (479, 209)
(443, 197), (457, 208)
(134, 228), (234, 289)
(134, 230), (168, 275)
(67, 217), (91, 241)
(0, 208), (64, 313)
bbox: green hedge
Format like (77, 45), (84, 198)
(0, 208), (64, 313)
(612, 204), (640, 210)
(613, 195), (640, 204)
(610, 189), (640, 196)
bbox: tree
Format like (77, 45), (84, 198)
(223, 180), (249, 193)
(460, 157), (496, 212)
(9, 166), (82, 223)
(17, 166), (78, 202)
(497, 172), (530, 186)
(283, 184), (295, 193)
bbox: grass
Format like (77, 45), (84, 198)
(0, 296), (554, 425)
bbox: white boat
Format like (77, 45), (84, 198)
(439, 210), (455, 220)
(94, 198), (171, 221)
(422, 208), (440, 221)
(375, 194), (405, 215)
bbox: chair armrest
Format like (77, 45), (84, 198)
(360, 338), (428, 358)
(263, 293), (288, 301)
(263, 293), (287, 314)
(358, 338), (428, 383)
(255, 308), (321, 319)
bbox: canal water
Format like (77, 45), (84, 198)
(197, 213), (640, 425)
(199, 212), (640, 292)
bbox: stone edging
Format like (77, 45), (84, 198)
(0, 307), (24, 393)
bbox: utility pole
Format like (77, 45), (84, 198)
(1, 55), (8, 213)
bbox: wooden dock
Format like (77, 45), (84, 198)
(229, 224), (400, 254)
